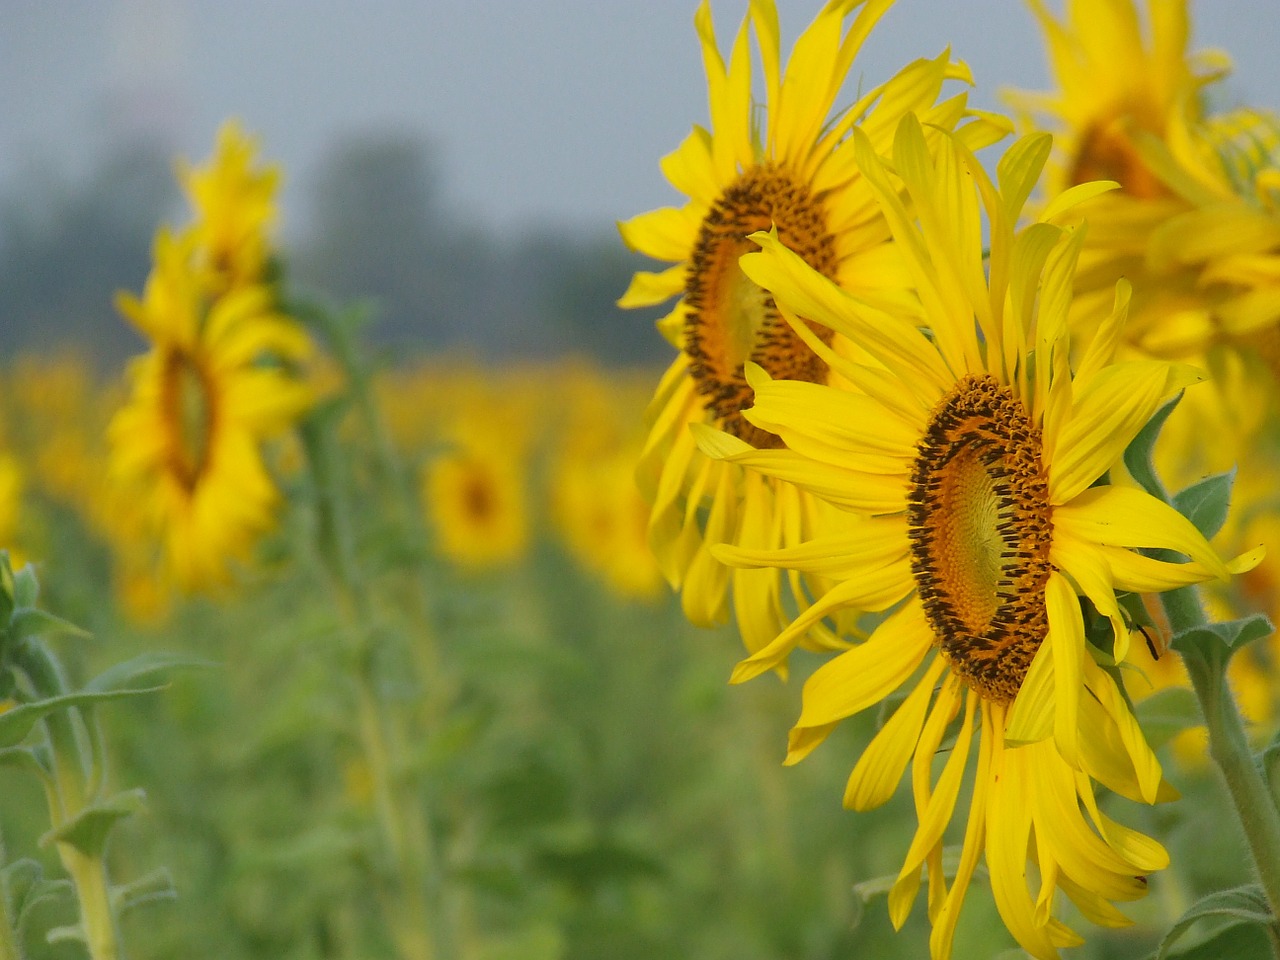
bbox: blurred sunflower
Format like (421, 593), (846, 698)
(179, 119), (282, 294)
(699, 115), (1254, 959)
(618, 0), (1004, 662)
(1005, 0), (1280, 362)
(423, 436), (529, 571)
(109, 228), (313, 592)
(550, 369), (663, 600)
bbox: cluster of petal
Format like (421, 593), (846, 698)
(179, 119), (283, 294)
(109, 180), (312, 593)
(1010, 0), (1280, 371)
(618, 0), (1006, 666)
(698, 114), (1252, 959)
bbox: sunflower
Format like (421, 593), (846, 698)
(108, 228), (312, 591)
(696, 114), (1256, 959)
(618, 0), (1005, 662)
(178, 119), (282, 294)
(1006, 0), (1246, 358)
(422, 408), (530, 572)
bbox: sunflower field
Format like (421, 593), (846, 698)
(6, 1), (1280, 959)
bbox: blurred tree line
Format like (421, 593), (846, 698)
(0, 132), (668, 367)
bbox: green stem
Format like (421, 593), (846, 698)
(0, 872), (23, 960)
(1162, 585), (1280, 949)
(302, 388), (441, 960)
(16, 641), (123, 960)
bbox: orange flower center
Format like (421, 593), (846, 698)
(1069, 118), (1169, 200)
(907, 375), (1053, 702)
(161, 348), (216, 492)
(684, 165), (837, 448)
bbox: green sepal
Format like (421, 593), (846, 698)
(1171, 614), (1274, 656)
(7, 607), (91, 645)
(1172, 469), (1235, 541)
(82, 652), (215, 696)
(1153, 884), (1275, 959)
(41, 788), (147, 858)
(1134, 687), (1203, 751)
(1122, 392), (1182, 498)
(2, 857), (72, 940)
(110, 866), (176, 915)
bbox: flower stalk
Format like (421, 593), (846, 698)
(15, 639), (123, 960)
(1166, 587), (1280, 953)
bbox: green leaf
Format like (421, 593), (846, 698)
(1172, 614), (1274, 656)
(7, 607), (90, 645)
(1261, 730), (1280, 801)
(1172, 469), (1235, 541)
(10, 565), (37, 610)
(42, 788), (147, 858)
(0, 688), (170, 749)
(1155, 884), (1275, 959)
(111, 867), (176, 915)
(1122, 392), (1182, 498)
(1, 858), (71, 937)
(1161, 918), (1272, 960)
(83, 652), (216, 696)
(1135, 687), (1203, 751)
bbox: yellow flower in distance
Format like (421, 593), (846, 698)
(618, 0), (1005, 662)
(179, 119), (282, 293)
(698, 116), (1254, 959)
(423, 438), (529, 572)
(109, 228), (313, 591)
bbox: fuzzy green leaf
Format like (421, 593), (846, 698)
(1, 858), (71, 937)
(0, 688), (168, 749)
(10, 565), (37, 610)
(1172, 614), (1274, 656)
(1122, 392), (1182, 499)
(1172, 470), (1235, 541)
(42, 788), (147, 858)
(83, 652), (215, 696)
(111, 867), (176, 915)
(1155, 884), (1274, 959)
(7, 607), (90, 645)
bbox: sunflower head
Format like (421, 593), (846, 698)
(616, 0), (1006, 663)
(695, 111), (1251, 959)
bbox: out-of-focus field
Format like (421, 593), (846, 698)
(0, 350), (1254, 960)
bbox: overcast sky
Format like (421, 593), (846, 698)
(3, 1), (1279, 240)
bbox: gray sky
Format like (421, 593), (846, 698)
(3, 1), (1279, 239)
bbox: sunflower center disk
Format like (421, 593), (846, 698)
(1070, 118), (1169, 200)
(161, 348), (216, 491)
(684, 165), (837, 448)
(907, 375), (1053, 703)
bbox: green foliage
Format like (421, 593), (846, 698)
(1173, 470), (1236, 542)
(1153, 885), (1276, 959)
(1172, 614), (1275, 656)
(1123, 392), (1182, 499)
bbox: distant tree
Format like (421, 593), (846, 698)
(0, 142), (176, 365)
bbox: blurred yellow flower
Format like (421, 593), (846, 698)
(618, 0), (1004, 664)
(179, 119), (282, 294)
(423, 436), (529, 571)
(109, 228), (312, 592)
(550, 369), (663, 601)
